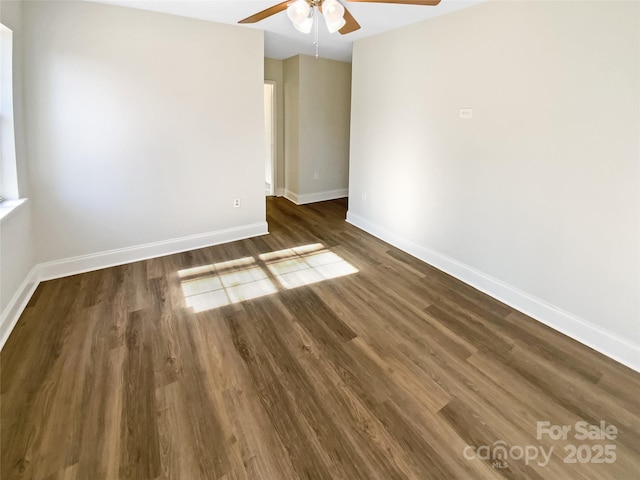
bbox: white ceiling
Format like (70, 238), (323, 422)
(84, 0), (486, 62)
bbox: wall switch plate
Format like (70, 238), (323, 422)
(233, 198), (241, 208)
(459, 108), (473, 119)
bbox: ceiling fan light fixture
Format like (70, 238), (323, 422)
(324, 16), (346, 34)
(287, 0), (311, 25)
(293, 15), (314, 33)
(322, 0), (345, 24)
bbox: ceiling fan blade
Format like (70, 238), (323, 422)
(238, 1), (291, 24)
(339, 5), (361, 34)
(346, 0), (441, 5)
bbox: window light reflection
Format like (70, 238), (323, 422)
(259, 244), (358, 290)
(179, 244), (358, 312)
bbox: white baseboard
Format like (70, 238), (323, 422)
(275, 187), (284, 197)
(283, 189), (300, 204)
(346, 211), (640, 373)
(284, 188), (348, 205)
(0, 266), (39, 350)
(38, 222), (268, 281)
(0, 222), (268, 350)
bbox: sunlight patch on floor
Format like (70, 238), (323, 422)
(179, 244), (358, 312)
(260, 244), (358, 290)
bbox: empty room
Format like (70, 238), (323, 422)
(0, 0), (638, 479)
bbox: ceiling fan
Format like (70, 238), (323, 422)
(239, 0), (442, 36)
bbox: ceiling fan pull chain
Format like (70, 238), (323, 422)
(313, 7), (319, 59)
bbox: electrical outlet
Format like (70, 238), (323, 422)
(459, 108), (473, 119)
(314, 171), (319, 181)
(362, 193), (367, 202)
(233, 198), (241, 208)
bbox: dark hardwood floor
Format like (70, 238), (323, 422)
(2, 197), (639, 479)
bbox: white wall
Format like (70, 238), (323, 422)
(348, 1), (640, 369)
(0, 0), (37, 347)
(264, 58), (285, 196)
(298, 55), (351, 201)
(283, 56), (300, 197)
(1, 201), (36, 344)
(23, 0), (266, 263)
(284, 55), (351, 204)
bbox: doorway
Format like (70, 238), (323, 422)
(264, 82), (276, 196)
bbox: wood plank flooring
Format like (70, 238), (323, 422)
(2, 197), (639, 479)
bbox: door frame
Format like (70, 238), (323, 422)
(264, 81), (276, 196)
